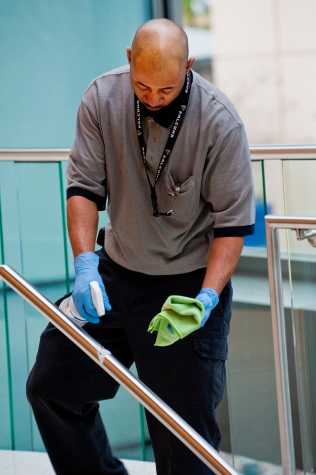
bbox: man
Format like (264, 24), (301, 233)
(27, 18), (254, 475)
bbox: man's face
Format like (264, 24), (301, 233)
(128, 52), (188, 110)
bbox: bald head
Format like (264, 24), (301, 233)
(131, 19), (189, 71)
(127, 19), (193, 111)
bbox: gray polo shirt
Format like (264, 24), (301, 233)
(67, 65), (255, 275)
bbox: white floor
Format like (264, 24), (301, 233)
(1, 449), (296, 475)
(0, 450), (156, 475)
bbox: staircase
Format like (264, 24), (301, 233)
(0, 450), (156, 475)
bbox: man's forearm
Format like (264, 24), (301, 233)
(202, 236), (244, 294)
(67, 196), (99, 257)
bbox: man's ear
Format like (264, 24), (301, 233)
(126, 48), (132, 64)
(187, 57), (195, 70)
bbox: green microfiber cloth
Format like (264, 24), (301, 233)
(147, 295), (204, 347)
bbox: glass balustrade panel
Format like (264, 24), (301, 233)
(225, 160), (282, 474)
(282, 161), (316, 473)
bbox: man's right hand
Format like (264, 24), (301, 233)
(73, 252), (111, 324)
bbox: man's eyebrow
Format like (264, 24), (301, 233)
(136, 81), (149, 87)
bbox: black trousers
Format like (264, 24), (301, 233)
(26, 250), (232, 475)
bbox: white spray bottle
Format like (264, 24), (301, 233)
(59, 281), (105, 327)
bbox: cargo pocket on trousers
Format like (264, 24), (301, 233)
(193, 336), (228, 361)
(192, 337), (227, 410)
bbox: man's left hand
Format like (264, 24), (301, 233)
(195, 288), (219, 326)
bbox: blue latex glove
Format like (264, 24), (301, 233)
(195, 288), (219, 326)
(73, 252), (111, 324)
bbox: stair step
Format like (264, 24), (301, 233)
(122, 458), (156, 475)
(0, 450), (156, 475)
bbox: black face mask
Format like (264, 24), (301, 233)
(139, 76), (188, 128)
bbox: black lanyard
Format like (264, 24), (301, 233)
(134, 70), (193, 217)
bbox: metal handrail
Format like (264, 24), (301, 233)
(265, 215), (316, 475)
(0, 264), (237, 475)
(250, 144), (316, 160)
(1, 145), (316, 161)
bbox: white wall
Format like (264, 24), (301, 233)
(212, 0), (316, 145)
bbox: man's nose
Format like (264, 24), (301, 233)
(146, 92), (162, 107)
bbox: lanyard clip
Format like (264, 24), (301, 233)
(150, 187), (174, 217)
(153, 209), (175, 217)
